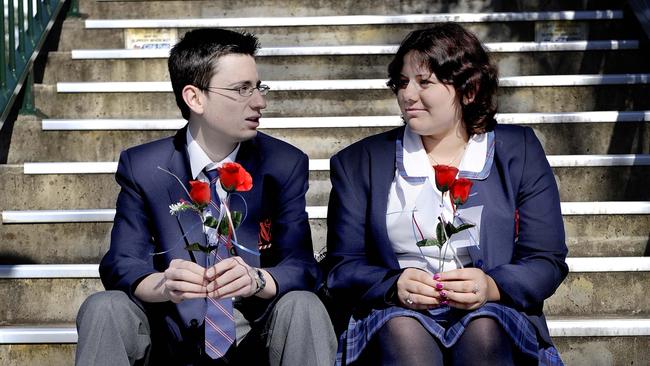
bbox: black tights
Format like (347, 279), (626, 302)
(355, 316), (517, 366)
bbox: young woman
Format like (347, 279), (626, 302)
(325, 23), (567, 365)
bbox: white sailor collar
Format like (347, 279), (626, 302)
(397, 125), (494, 181)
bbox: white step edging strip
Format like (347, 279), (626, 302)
(0, 327), (78, 344)
(548, 319), (650, 337)
(0, 318), (648, 343)
(567, 257), (650, 272)
(56, 74), (650, 93)
(70, 40), (640, 59)
(84, 11), (623, 29)
(21, 155), (650, 174)
(1, 209), (116, 223)
(43, 118), (188, 130)
(496, 111), (650, 124)
(2, 202), (650, 223)
(0, 264), (99, 278)
(560, 201), (650, 215)
(24, 162), (118, 174)
(40, 112), (650, 131)
(545, 154), (650, 167)
(499, 74), (650, 87)
(1, 257), (647, 279)
(21, 160), (330, 174)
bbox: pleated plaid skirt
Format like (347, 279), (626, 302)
(336, 302), (563, 365)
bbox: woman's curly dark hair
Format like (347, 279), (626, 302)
(387, 23), (499, 135)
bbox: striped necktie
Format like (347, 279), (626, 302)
(203, 168), (236, 359)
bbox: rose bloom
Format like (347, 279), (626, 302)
(450, 178), (473, 205)
(218, 162), (253, 192)
(433, 165), (458, 192)
(188, 180), (211, 206)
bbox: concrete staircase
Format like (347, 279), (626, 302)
(1, 0), (649, 364)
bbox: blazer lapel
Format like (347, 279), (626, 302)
(165, 128), (208, 266)
(369, 127), (403, 269)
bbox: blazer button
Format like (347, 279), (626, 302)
(190, 319), (199, 328)
(474, 259), (484, 269)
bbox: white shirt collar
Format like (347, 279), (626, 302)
(186, 128), (240, 179)
(401, 125), (487, 178)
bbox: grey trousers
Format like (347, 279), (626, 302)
(75, 290), (337, 366)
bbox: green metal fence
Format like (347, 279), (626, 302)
(1, 0), (67, 125)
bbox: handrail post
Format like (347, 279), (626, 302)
(68, 0), (81, 17)
(0, 0), (6, 89)
(7, 0), (16, 72)
(18, 0), (27, 63)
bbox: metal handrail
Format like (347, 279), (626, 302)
(1, 0), (67, 125)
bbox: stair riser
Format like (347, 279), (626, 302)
(545, 272), (650, 317)
(33, 85), (650, 119)
(1, 337), (647, 366)
(8, 121), (649, 163)
(0, 344), (76, 366)
(44, 50), (648, 83)
(0, 216), (647, 264)
(59, 20), (629, 50)
(1, 167), (648, 211)
(1, 272), (647, 325)
(553, 337), (650, 366)
(77, 0), (619, 19)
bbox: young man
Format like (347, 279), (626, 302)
(75, 28), (336, 365)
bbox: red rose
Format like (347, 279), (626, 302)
(188, 180), (211, 206)
(433, 165), (458, 192)
(450, 178), (473, 206)
(218, 162), (253, 192)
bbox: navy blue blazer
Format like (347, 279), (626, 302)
(325, 124), (568, 346)
(99, 128), (319, 354)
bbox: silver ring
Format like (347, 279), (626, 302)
(405, 293), (414, 305)
(472, 283), (479, 294)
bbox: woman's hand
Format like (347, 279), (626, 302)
(434, 268), (500, 310)
(396, 268), (443, 310)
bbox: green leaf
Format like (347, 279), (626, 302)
(203, 216), (218, 229)
(417, 238), (442, 248)
(455, 223), (475, 232)
(445, 222), (458, 235)
(185, 242), (209, 253)
(436, 222), (446, 244)
(218, 219), (230, 236)
(231, 211), (243, 230)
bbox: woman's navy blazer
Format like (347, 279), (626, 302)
(325, 124), (568, 346)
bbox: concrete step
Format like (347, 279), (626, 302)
(76, 0), (622, 20)
(7, 114), (649, 162)
(58, 16), (631, 50)
(0, 159), (648, 210)
(83, 11), (624, 28)
(553, 334), (650, 366)
(43, 45), (648, 82)
(0, 341), (75, 366)
(0, 259), (647, 325)
(55, 74), (650, 92)
(69, 40), (642, 59)
(1, 205), (648, 264)
(0, 325), (645, 366)
(31, 83), (650, 119)
(1, 321), (648, 366)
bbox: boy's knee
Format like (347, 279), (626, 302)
(275, 291), (327, 319)
(77, 291), (132, 324)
